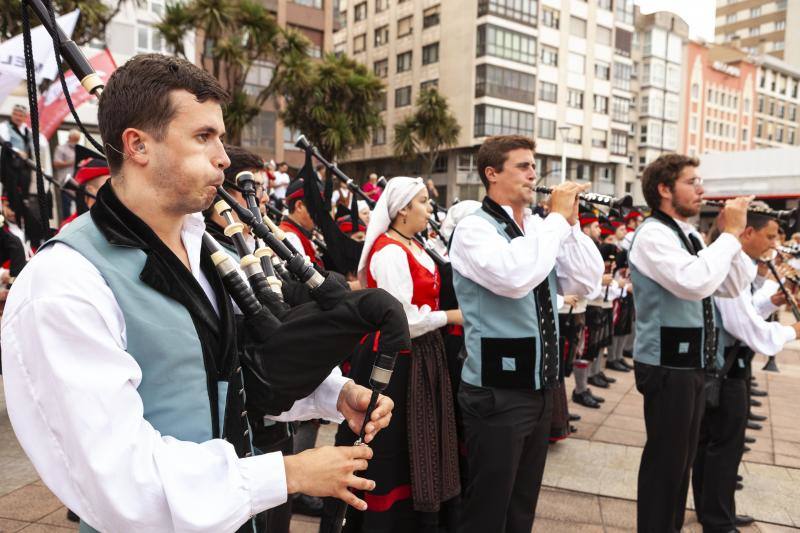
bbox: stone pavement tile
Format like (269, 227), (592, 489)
(17, 525), (74, 532)
(756, 524), (800, 533)
(592, 426), (645, 448)
(535, 488), (602, 524)
(774, 440), (800, 458)
(598, 495), (636, 528)
(290, 515), (320, 533)
(750, 437), (774, 453)
(0, 459), (40, 498)
(769, 414), (796, 428)
(743, 451), (774, 465)
(740, 461), (794, 481)
(611, 402), (642, 418)
(597, 470), (637, 500)
(0, 484), (64, 522)
(774, 454), (800, 468)
(532, 518), (604, 532)
(0, 517), (29, 532)
(37, 507), (77, 529)
(603, 414), (645, 433)
(568, 406), (609, 425)
(570, 422), (599, 440)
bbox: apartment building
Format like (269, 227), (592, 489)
(715, 0), (798, 66)
(629, 9), (689, 177)
(680, 41), (756, 157)
(334, 0), (638, 203)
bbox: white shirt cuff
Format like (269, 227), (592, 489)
(314, 371), (350, 423)
(240, 451), (288, 516)
(782, 325), (797, 344)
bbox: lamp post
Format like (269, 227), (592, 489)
(557, 125), (571, 184)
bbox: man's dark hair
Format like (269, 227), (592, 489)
(746, 206), (775, 231)
(476, 135), (536, 190)
(98, 54), (229, 173)
(223, 144), (263, 186)
(640, 153), (700, 210)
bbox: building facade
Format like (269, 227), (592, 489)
(680, 41), (757, 157)
(752, 53), (800, 148)
(334, 0), (641, 204)
(715, 0), (797, 65)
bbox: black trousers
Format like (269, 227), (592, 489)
(692, 377), (747, 533)
(457, 383), (552, 533)
(634, 363), (705, 533)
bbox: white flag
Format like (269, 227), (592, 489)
(0, 9), (80, 106)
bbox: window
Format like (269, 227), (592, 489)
(354, 2), (367, 21)
(615, 28), (632, 57)
(597, 0), (611, 10)
(649, 61), (665, 87)
(665, 93), (679, 120)
(776, 20), (786, 30)
(611, 130), (627, 154)
(567, 89), (584, 109)
(789, 129), (796, 144)
(749, 27), (760, 36)
(595, 61), (610, 80)
(398, 16), (413, 37)
(778, 103), (785, 118)
(539, 81), (558, 103)
(640, 124), (647, 143)
(690, 116), (698, 132)
(769, 100), (775, 115)
(725, 13), (736, 24)
(423, 5), (440, 28)
(477, 0), (538, 25)
(691, 83), (699, 99)
(395, 86), (412, 107)
(611, 97), (630, 122)
(376, 0), (389, 12)
(756, 121), (763, 138)
(541, 7), (559, 29)
(790, 106), (797, 121)
(421, 79), (438, 92)
(291, 0), (323, 6)
(374, 59), (388, 78)
(775, 41), (785, 51)
(137, 24), (170, 54)
(377, 91), (387, 111)
(540, 45), (558, 67)
(242, 111), (276, 149)
(353, 34), (366, 53)
(777, 0), (787, 9)
(594, 94), (608, 114)
(422, 43), (439, 65)
(565, 125), (582, 143)
(758, 96), (764, 112)
(568, 53), (585, 74)
(475, 64), (536, 104)
(372, 126), (386, 145)
(742, 127), (748, 142)
(613, 62), (632, 90)
(396, 51), (412, 72)
(596, 26), (612, 46)
(374, 25), (389, 47)
(615, 0), (633, 25)
(243, 61), (274, 96)
(666, 64), (680, 92)
(750, 7), (761, 17)
(476, 24), (537, 65)
(570, 16), (587, 39)
(538, 118), (556, 139)
(663, 123), (677, 150)
(777, 126), (784, 143)
(283, 126), (301, 149)
(569, 161), (591, 181)
(592, 129), (607, 148)
(474, 104), (534, 137)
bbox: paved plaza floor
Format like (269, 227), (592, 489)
(2, 334), (799, 532)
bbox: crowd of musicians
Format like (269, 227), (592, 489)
(1, 54), (800, 533)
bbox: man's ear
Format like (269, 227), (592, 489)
(657, 182), (672, 202)
(120, 128), (149, 166)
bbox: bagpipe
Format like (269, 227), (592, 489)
(17, 0), (412, 417)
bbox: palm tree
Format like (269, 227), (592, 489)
(393, 87), (461, 179)
(273, 52), (384, 161)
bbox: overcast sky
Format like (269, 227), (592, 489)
(635, 0), (717, 41)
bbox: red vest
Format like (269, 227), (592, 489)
(366, 233), (440, 310)
(279, 219), (322, 268)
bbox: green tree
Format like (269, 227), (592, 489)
(2, 0), (127, 45)
(156, 0), (306, 144)
(393, 87), (460, 179)
(271, 52), (384, 161)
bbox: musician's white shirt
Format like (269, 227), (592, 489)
(449, 206), (603, 299)
(2, 212), (348, 533)
(714, 283), (796, 357)
(629, 217), (754, 300)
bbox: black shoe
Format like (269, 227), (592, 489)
(292, 494), (324, 517)
(736, 474), (743, 482)
(619, 358), (634, 370)
(743, 446), (751, 453)
(747, 421), (763, 431)
(588, 375), (610, 388)
(598, 371), (617, 383)
(623, 349), (633, 358)
(572, 389), (601, 408)
(745, 436), (756, 444)
(750, 398), (762, 407)
(569, 413), (581, 422)
(751, 389), (768, 397)
(749, 413), (767, 422)
(588, 388), (606, 403)
(570, 425), (578, 433)
(66, 510), (79, 523)
(606, 360), (630, 372)
(735, 515), (754, 526)
(736, 482), (744, 490)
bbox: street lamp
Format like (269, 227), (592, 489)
(557, 125), (571, 184)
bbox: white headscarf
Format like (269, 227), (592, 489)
(357, 176), (426, 287)
(439, 200), (481, 242)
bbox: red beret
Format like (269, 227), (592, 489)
(579, 214), (598, 227)
(74, 157), (109, 185)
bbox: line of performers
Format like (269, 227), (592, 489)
(2, 53), (800, 533)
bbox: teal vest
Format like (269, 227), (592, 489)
(453, 209), (560, 390)
(49, 214), (230, 533)
(630, 217), (715, 369)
